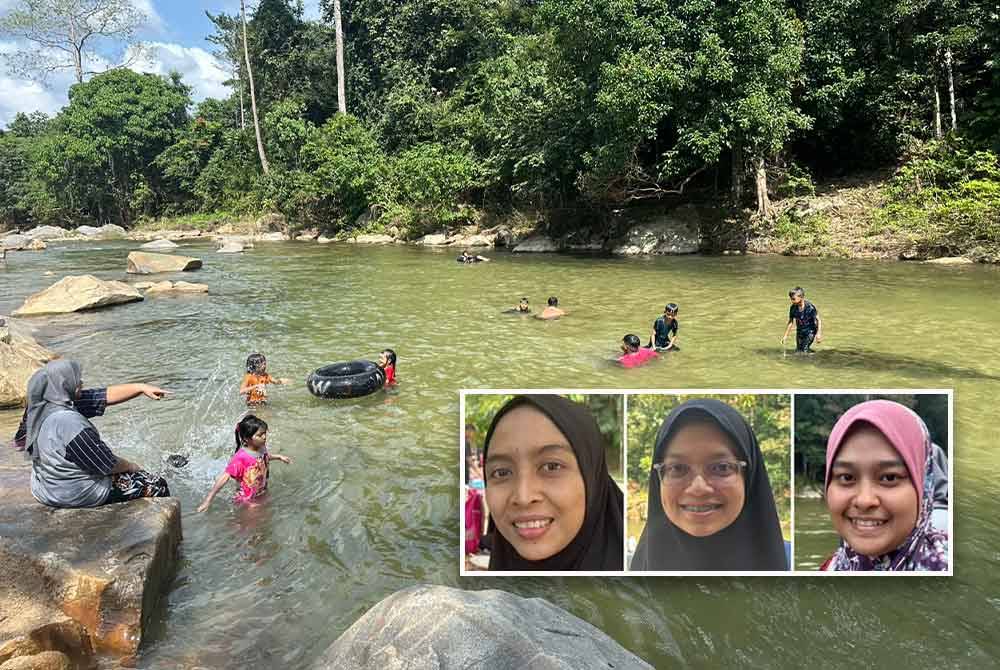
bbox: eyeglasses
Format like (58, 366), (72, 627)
(653, 460), (747, 486)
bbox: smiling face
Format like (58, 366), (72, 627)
(826, 425), (919, 557)
(658, 421), (746, 537)
(484, 405), (587, 562)
(247, 427), (268, 450)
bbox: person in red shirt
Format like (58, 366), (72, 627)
(378, 349), (397, 385)
(618, 334), (658, 368)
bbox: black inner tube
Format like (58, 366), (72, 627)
(307, 360), (386, 399)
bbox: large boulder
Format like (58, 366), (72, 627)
(75, 224), (126, 239)
(512, 235), (559, 253)
(74, 226), (103, 237)
(313, 585), (654, 670)
(416, 233), (449, 246)
(925, 256), (973, 265)
(126, 252), (202, 274)
(611, 216), (700, 255)
(139, 239), (179, 251)
(216, 241), (244, 254)
(23, 226), (68, 241)
(294, 228), (319, 241)
(0, 468), (181, 662)
(1, 235), (30, 250)
(448, 233), (496, 248)
(255, 213), (286, 232)
(12, 276), (143, 317)
(0, 317), (56, 408)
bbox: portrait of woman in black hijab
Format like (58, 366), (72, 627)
(630, 397), (789, 571)
(480, 394), (624, 571)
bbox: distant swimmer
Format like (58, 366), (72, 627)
(648, 303), (679, 351)
(537, 296), (566, 320)
(782, 287), (822, 353)
(619, 334), (658, 368)
(457, 249), (490, 263)
(505, 297), (532, 314)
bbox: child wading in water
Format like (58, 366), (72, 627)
(619, 334), (658, 368)
(378, 349), (397, 386)
(648, 303), (679, 351)
(197, 415), (291, 512)
(781, 287), (823, 353)
(239, 353), (291, 405)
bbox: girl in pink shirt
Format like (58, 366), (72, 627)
(618, 334), (658, 368)
(196, 415), (292, 512)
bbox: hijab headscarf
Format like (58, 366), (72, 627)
(631, 398), (787, 571)
(24, 359), (82, 461)
(483, 395), (624, 571)
(824, 400), (949, 571)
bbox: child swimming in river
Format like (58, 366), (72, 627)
(619, 334), (658, 368)
(239, 353), (291, 405)
(377, 348), (397, 386)
(196, 414), (292, 512)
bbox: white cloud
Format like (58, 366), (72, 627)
(129, 41), (231, 102)
(132, 0), (165, 35)
(0, 74), (65, 126)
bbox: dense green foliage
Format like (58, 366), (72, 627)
(2, 0), (999, 241)
(627, 394), (791, 529)
(794, 393), (949, 485)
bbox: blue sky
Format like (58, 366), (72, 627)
(0, 0), (323, 126)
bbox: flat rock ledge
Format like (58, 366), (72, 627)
(0, 317), (56, 408)
(12, 276), (143, 317)
(311, 585), (655, 670)
(0, 468), (181, 667)
(126, 252), (202, 274)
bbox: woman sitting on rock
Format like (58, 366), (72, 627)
(17, 359), (172, 508)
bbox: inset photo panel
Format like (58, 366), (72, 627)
(793, 392), (952, 574)
(627, 393), (792, 573)
(461, 392), (625, 575)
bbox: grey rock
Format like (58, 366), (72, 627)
(126, 252), (202, 274)
(312, 585), (655, 670)
(216, 241), (245, 254)
(512, 235), (560, 253)
(12, 276), (143, 317)
(23, 226), (68, 241)
(74, 226), (104, 237)
(416, 233), (449, 246)
(349, 234), (395, 244)
(925, 256), (973, 265)
(1, 235), (29, 250)
(256, 213), (286, 232)
(258, 232), (290, 242)
(611, 217), (700, 255)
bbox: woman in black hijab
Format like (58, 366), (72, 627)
(630, 398), (787, 571)
(482, 395), (624, 571)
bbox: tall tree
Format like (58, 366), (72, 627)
(0, 0), (146, 85)
(333, 0), (346, 113)
(241, 0), (270, 174)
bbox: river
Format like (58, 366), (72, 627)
(2, 240), (998, 668)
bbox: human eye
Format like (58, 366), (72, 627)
(540, 461), (566, 475)
(880, 470), (909, 485)
(663, 463), (690, 480)
(708, 461), (738, 477)
(831, 471), (854, 485)
(487, 467), (512, 482)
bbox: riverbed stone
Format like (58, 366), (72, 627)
(311, 585), (655, 670)
(1, 235), (29, 250)
(74, 226), (103, 237)
(12, 276), (143, 317)
(0, 317), (55, 408)
(258, 232), (290, 242)
(449, 233), (496, 248)
(512, 235), (559, 253)
(294, 228), (319, 241)
(925, 256), (973, 265)
(348, 234), (395, 244)
(0, 468), (181, 660)
(316, 235), (334, 244)
(216, 241), (244, 254)
(144, 281), (208, 294)
(140, 239), (179, 251)
(416, 233), (449, 246)
(23, 226), (68, 241)
(611, 217), (701, 255)
(126, 252), (202, 274)
(0, 651), (72, 670)
(24, 239), (46, 251)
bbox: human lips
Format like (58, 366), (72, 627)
(847, 516), (890, 533)
(679, 502), (724, 515)
(511, 516), (554, 539)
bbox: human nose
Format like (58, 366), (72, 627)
(511, 471), (543, 506)
(684, 469), (715, 494)
(853, 478), (879, 509)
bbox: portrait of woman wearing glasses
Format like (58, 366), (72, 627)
(630, 397), (790, 571)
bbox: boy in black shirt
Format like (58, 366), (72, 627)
(782, 287), (822, 352)
(648, 303), (679, 351)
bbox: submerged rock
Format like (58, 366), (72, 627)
(311, 585), (655, 670)
(0, 469), (181, 663)
(925, 256), (973, 265)
(140, 239), (180, 251)
(126, 252), (202, 274)
(12, 276), (143, 317)
(144, 281), (208, 294)
(0, 316), (56, 408)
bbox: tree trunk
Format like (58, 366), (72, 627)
(238, 68), (246, 130)
(755, 156), (773, 219)
(730, 139), (743, 207)
(945, 46), (957, 132)
(334, 0), (346, 114)
(69, 18), (83, 84)
(933, 80), (942, 139)
(241, 0), (270, 174)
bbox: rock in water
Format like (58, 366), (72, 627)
(216, 241), (244, 254)
(311, 584), (656, 670)
(140, 239), (180, 251)
(0, 316), (56, 408)
(126, 251), (202, 274)
(0, 468), (181, 661)
(12, 275), (143, 317)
